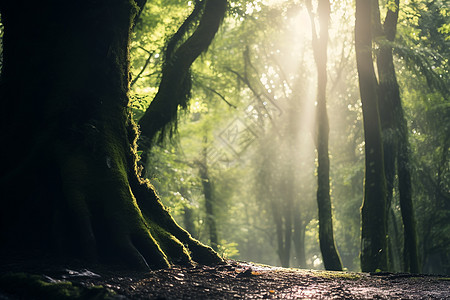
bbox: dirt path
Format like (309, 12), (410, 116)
(1, 260), (449, 299)
(106, 261), (449, 299)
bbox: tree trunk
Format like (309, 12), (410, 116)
(376, 3), (399, 272)
(254, 138), (292, 268)
(355, 0), (388, 272)
(388, 208), (402, 271)
(0, 0), (221, 270)
(374, 0), (419, 273)
(292, 212), (307, 269)
(281, 202), (293, 268)
(179, 187), (197, 238)
(271, 196), (292, 268)
(397, 128), (420, 273)
(307, 0), (343, 271)
(197, 142), (219, 251)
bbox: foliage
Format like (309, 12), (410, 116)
(400, 70), (450, 273)
(396, 0), (449, 96)
(126, 0), (449, 273)
(392, 0), (450, 274)
(129, 0), (193, 119)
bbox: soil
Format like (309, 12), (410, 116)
(0, 260), (449, 299)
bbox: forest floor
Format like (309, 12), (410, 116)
(1, 260), (449, 299)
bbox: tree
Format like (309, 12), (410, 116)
(373, 0), (419, 273)
(0, 0), (221, 270)
(306, 0), (343, 271)
(397, 0), (450, 273)
(138, 0), (228, 154)
(253, 129), (296, 268)
(196, 140), (219, 251)
(355, 0), (388, 272)
(217, 3), (320, 268)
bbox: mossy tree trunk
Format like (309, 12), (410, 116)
(374, 0), (399, 272)
(355, 0), (388, 272)
(307, 0), (343, 271)
(137, 0), (227, 166)
(375, 0), (419, 273)
(0, 0), (220, 270)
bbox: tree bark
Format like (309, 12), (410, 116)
(355, 0), (388, 272)
(388, 207), (402, 271)
(0, 0), (221, 270)
(397, 122), (420, 273)
(374, 0), (419, 273)
(375, 0), (399, 272)
(307, 0), (343, 271)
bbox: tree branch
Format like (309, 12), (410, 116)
(166, 0), (205, 61)
(138, 0), (228, 146)
(130, 48), (154, 88)
(194, 79), (237, 109)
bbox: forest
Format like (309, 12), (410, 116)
(0, 0), (449, 286)
(128, 0), (449, 274)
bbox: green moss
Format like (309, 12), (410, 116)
(0, 273), (114, 299)
(437, 277), (450, 281)
(313, 270), (362, 280)
(146, 217), (193, 266)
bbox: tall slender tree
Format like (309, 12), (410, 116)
(197, 139), (219, 251)
(355, 0), (388, 272)
(374, 0), (419, 273)
(306, 0), (343, 271)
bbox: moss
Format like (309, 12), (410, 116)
(146, 217), (193, 266)
(0, 273), (114, 299)
(437, 277), (450, 281)
(313, 270), (362, 280)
